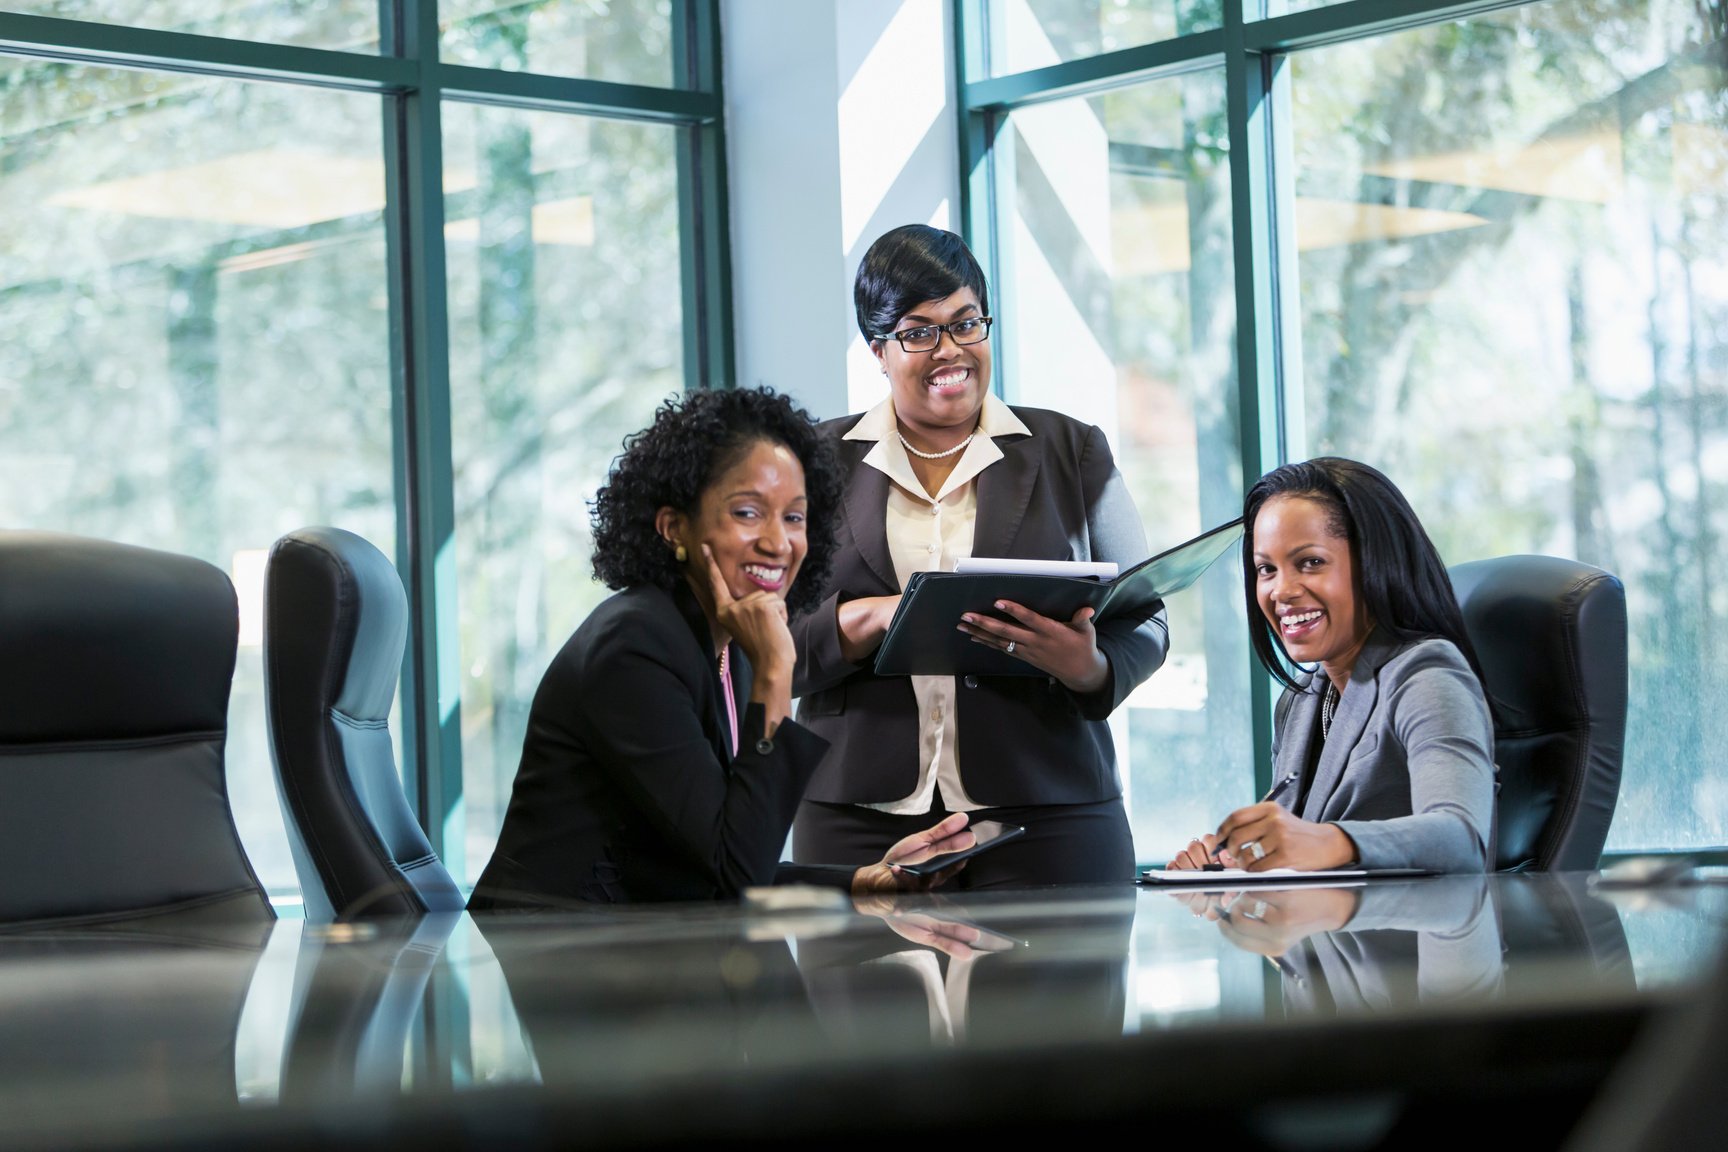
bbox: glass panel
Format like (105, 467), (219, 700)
(440, 0), (676, 87)
(983, 0), (1222, 78)
(997, 71), (1250, 866)
(1289, 0), (1728, 851)
(3, 1), (381, 52)
(444, 104), (684, 883)
(1243, 0), (1332, 17)
(0, 58), (395, 893)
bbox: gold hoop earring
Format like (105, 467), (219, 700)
(674, 543), (688, 563)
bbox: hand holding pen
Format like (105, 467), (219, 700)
(1208, 772), (1300, 866)
(1212, 886), (1359, 955)
(1166, 832), (1228, 871)
(1212, 784), (1363, 873)
(1167, 886), (1354, 962)
(1163, 772), (1303, 872)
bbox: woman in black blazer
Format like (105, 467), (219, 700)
(788, 225), (1170, 888)
(469, 387), (972, 909)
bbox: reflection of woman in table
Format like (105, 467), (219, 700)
(476, 917), (829, 1084)
(1171, 876), (1504, 1015)
(794, 890), (1137, 1050)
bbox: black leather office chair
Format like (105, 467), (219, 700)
(0, 530), (273, 928)
(263, 526), (463, 922)
(1448, 554), (1627, 872)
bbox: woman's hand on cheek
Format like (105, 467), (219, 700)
(704, 544), (794, 680)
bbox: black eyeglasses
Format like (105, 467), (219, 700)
(873, 316), (994, 354)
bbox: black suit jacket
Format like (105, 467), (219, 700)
(470, 581), (843, 908)
(790, 405), (1169, 807)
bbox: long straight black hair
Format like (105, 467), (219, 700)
(1242, 457), (1484, 692)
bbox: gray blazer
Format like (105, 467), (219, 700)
(791, 405), (1169, 807)
(1279, 875), (1505, 1016)
(1273, 632), (1496, 872)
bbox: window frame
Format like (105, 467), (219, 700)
(951, 0), (1713, 860)
(0, 0), (734, 862)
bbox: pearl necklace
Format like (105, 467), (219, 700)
(1321, 680), (1338, 740)
(897, 427), (977, 460)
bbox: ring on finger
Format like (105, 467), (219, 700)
(1005, 641), (1016, 655)
(1243, 840), (1266, 862)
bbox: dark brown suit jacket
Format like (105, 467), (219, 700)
(790, 405), (1168, 807)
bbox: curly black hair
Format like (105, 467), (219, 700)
(1242, 456), (1485, 691)
(590, 386), (842, 617)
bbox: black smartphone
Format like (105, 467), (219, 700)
(892, 819), (1027, 877)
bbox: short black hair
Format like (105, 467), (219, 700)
(854, 224), (991, 343)
(589, 386), (842, 618)
(1242, 456), (1484, 691)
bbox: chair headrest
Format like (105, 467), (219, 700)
(1448, 553), (1627, 733)
(1449, 553), (1627, 872)
(264, 527), (407, 723)
(0, 530), (237, 742)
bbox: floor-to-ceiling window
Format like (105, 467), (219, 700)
(443, 102), (689, 882)
(0, 2), (728, 896)
(1286, 0), (1728, 853)
(962, 0), (1251, 866)
(960, 0), (1728, 859)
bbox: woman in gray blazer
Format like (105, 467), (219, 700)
(1168, 457), (1495, 874)
(788, 225), (1169, 888)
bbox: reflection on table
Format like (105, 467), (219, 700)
(1156, 875), (1507, 1017)
(0, 872), (1724, 1150)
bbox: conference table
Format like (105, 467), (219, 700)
(3, 868), (1724, 1151)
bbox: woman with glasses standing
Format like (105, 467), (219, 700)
(787, 224), (1170, 888)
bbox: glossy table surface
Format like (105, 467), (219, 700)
(4, 870), (1726, 1151)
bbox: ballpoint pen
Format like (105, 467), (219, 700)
(1210, 772), (1301, 860)
(1263, 950), (1303, 985)
(1259, 771), (1300, 806)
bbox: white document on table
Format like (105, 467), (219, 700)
(1137, 867), (1430, 886)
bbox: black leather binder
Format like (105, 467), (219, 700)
(872, 517), (1244, 677)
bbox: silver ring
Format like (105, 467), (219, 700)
(1244, 840), (1266, 862)
(1004, 641), (1016, 655)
